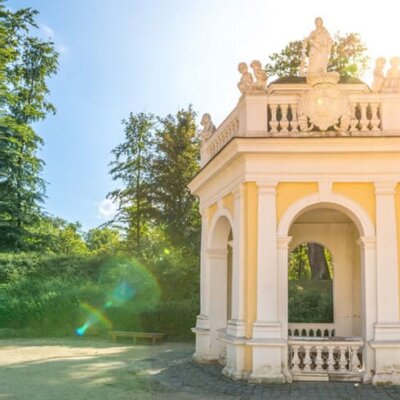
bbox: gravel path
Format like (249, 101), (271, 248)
(0, 338), (400, 399)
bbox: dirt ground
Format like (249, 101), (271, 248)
(1, 338), (400, 400)
(0, 337), (222, 400)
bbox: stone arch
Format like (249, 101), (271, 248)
(208, 207), (234, 249)
(206, 208), (234, 361)
(278, 192), (375, 238)
(277, 191), (377, 378)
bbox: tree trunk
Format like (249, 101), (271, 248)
(307, 243), (331, 280)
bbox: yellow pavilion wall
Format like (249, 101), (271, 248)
(206, 180), (400, 371)
(396, 184), (400, 317)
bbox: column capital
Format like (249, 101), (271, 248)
(358, 236), (376, 249)
(233, 182), (246, 201)
(256, 181), (278, 195)
(200, 206), (208, 218)
(277, 236), (292, 249)
(374, 181), (397, 195)
(206, 248), (227, 259)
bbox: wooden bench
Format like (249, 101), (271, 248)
(109, 331), (165, 345)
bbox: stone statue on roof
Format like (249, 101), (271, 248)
(237, 62), (254, 94)
(372, 57), (386, 93)
(302, 17), (339, 85)
(200, 113), (216, 142)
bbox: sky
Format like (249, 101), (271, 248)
(7, 0), (400, 231)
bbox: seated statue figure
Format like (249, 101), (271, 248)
(250, 60), (267, 92)
(200, 113), (216, 142)
(237, 62), (254, 94)
(372, 57), (386, 93)
(383, 57), (400, 93)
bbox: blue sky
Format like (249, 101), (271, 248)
(7, 0), (400, 230)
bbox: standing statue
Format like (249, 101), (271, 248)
(200, 113), (216, 142)
(302, 17), (338, 84)
(237, 62), (254, 94)
(250, 60), (268, 91)
(372, 57), (386, 93)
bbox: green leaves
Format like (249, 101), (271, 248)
(0, 5), (58, 251)
(108, 107), (201, 255)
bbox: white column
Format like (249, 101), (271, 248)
(374, 182), (399, 322)
(277, 236), (292, 378)
(254, 182), (280, 331)
(227, 184), (245, 337)
(199, 210), (210, 320)
(358, 236), (377, 383)
(249, 181), (286, 384)
(372, 182), (400, 385)
(223, 185), (247, 379)
(193, 209), (212, 362)
(277, 237), (292, 334)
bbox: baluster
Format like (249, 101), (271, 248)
(370, 103), (381, 132)
(290, 104), (299, 133)
(315, 346), (323, 372)
(350, 345), (360, 372)
(291, 345), (301, 372)
(269, 104), (279, 133)
(339, 346), (347, 371)
(349, 103), (359, 133)
(303, 346), (312, 372)
(327, 345), (335, 371)
(280, 104), (289, 133)
(359, 102), (369, 131)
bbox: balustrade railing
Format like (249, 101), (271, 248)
(201, 114), (239, 166)
(267, 97), (382, 135)
(288, 338), (364, 381)
(288, 323), (335, 338)
(200, 91), (387, 166)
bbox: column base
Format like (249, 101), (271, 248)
(248, 372), (286, 384)
(370, 323), (400, 385)
(248, 337), (287, 383)
(252, 321), (282, 339)
(192, 315), (219, 363)
(222, 328), (247, 380)
(227, 319), (245, 337)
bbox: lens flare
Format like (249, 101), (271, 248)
(75, 301), (113, 336)
(76, 257), (161, 336)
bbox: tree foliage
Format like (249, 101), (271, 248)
(0, 6), (58, 251)
(152, 107), (200, 249)
(265, 32), (369, 79)
(108, 113), (155, 252)
(108, 107), (201, 254)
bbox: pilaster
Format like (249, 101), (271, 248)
(371, 182), (400, 384)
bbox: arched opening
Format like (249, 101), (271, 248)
(208, 214), (233, 361)
(289, 242), (334, 326)
(288, 207), (362, 337)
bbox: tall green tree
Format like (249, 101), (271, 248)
(265, 32), (368, 79)
(108, 113), (155, 252)
(0, 6), (58, 251)
(86, 226), (121, 254)
(152, 107), (200, 249)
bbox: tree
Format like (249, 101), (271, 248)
(108, 113), (155, 252)
(0, 6), (58, 251)
(152, 107), (201, 249)
(307, 243), (331, 280)
(24, 215), (88, 254)
(86, 227), (121, 254)
(265, 32), (368, 79)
